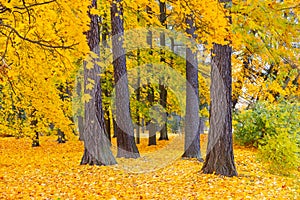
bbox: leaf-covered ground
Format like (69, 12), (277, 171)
(0, 134), (299, 199)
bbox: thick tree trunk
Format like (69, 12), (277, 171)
(81, 0), (116, 166)
(182, 15), (203, 161)
(201, 43), (237, 176)
(158, 0), (168, 141)
(111, 0), (140, 158)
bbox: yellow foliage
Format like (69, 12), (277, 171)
(0, 0), (90, 137)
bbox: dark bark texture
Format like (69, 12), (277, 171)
(145, 8), (156, 146)
(201, 43), (237, 177)
(147, 85), (156, 146)
(111, 0), (140, 158)
(80, 0), (116, 166)
(202, 0), (237, 177)
(158, 0), (168, 141)
(182, 15), (202, 161)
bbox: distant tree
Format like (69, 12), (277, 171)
(158, 0), (168, 141)
(182, 14), (203, 161)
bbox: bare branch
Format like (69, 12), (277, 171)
(13, 0), (57, 10)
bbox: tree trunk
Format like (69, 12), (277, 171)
(104, 110), (111, 142)
(201, 43), (237, 176)
(81, 0), (116, 166)
(148, 85), (156, 146)
(146, 6), (156, 146)
(158, 0), (168, 141)
(111, 0), (140, 158)
(202, 0), (237, 177)
(32, 131), (40, 147)
(112, 118), (117, 138)
(159, 83), (168, 140)
(182, 15), (203, 161)
(136, 50), (141, 144)
(57, 129), (66, 143)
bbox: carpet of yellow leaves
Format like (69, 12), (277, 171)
(0, 134), (299, 199)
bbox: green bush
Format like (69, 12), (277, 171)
(257, 131), (299, 174)
(233, 100), (300, 173)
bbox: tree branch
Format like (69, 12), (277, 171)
(13, 0), (57, 10)
(0, 23), (78, 49)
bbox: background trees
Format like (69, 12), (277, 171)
(0, 0), (298, 177)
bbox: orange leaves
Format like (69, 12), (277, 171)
(0, 135), (299, 199)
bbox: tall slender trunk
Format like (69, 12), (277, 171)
(80, 0), (116, 166)
(136, 49), (141, 144)
(158, 0), (168, 141)
(182, 15), (203, 161)
(146, 5), (156, 146)
(111, 0), (140, 158)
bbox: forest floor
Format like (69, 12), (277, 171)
(0, 134), (299, 199)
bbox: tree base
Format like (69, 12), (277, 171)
(81, 148), (105, 166)
(182, 153), (204, 162)
(202, 138), (237, 177)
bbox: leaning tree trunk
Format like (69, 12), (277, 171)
(80, 0), (116, 166)
(111, 0), (140, 158)
(158, 0), (168, 141)
(182, 15), (203, 161)
(201, 0), (237, 177)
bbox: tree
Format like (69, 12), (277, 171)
(202, 0), (238, 177)
(182, 14), (203, 161)
(111, 0), (140, 158)
(0, 0), (90, 140)
(80, 0), (116, 166)
(158, 0), (168, 141)
(231, 0), (300, 105)
(146, 5), (156, 146)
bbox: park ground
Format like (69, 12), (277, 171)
(0, 134), (299, 199)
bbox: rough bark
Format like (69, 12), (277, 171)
(158, 0), (168, 141)
(80, 0), (116, 166)
(202, 0), (237, 177)
(111, 0), (140, 158)
(182, 15), (203, 161)
(201, 43), (237, 176)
